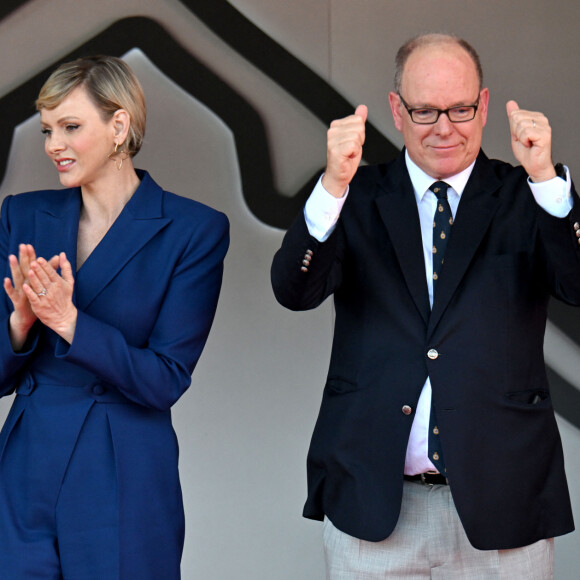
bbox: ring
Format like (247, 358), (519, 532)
(532, 119), (536, 128)
(37, 288), (47, 296)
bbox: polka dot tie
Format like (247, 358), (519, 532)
(428, 181), (452, 476)
(430, 181), (453, 289)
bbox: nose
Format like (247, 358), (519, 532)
(434, 112), (454, 136)
(46, 135), (65, 155)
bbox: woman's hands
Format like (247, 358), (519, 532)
(4, 245), (77, 349)
(4, 245), (39, 347)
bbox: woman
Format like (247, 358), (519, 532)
(0, 56), (229, 578)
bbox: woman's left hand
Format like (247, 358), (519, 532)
(23, 252), (77, 344)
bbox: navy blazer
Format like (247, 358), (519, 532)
(271, 150), (580, 550)
(0, 170), (229, 575)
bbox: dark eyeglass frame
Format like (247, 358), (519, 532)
(398, 94), (480, 124)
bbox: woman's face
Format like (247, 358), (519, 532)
(40, 86), (117, 190)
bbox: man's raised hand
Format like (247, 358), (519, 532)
(506, 100), (556, 182)
(321, 105), (368, 197)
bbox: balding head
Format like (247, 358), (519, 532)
(394, 33), (483, 95)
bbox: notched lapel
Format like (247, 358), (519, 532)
(375, 162), (431, 325)
(35, 189), (81, 303)
(35, 189), (81, 262)
(428, 157), (502, 335)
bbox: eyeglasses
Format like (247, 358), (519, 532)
(398, 94), (480, 124)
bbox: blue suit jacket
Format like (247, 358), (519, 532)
(0, 170), (229, 575)
(272, 150), (580, 550)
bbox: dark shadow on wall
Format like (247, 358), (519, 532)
(0, 0), (23, 20)
(0, 3), (579, 430)
(177, 0), (396, 162)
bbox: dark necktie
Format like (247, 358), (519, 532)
(428, 181), (453, 475)
(431, 181), (453, 289)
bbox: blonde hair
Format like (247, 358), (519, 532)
(36, 55), (146, 157)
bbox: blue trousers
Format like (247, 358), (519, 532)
(0, 389), (184, 579)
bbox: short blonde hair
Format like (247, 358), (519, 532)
(36, 55), (146, 157)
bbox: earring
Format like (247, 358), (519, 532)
(108, 142), (123, 170)
(108, 142), (119, 158)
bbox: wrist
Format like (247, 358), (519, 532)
(321, 173), (348, 198)
(529, 163), (558, 183)
(55, 308), (78, 345)
(9, 311), (35, 351)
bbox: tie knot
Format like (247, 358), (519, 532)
(430, 181), (450, 200)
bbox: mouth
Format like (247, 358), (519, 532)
(55, 159), (75, 172)
(431, 144), (460, 152)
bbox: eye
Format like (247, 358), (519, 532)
(413, 108), (435, 118)
(65, 124), (80, 132)
(451, 106), (473, 118)
(412, 108), (437, 123)
(41, 128), (52, 136)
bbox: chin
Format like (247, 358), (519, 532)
(58, 174), (81, 188)
(431, 160), (465, 180)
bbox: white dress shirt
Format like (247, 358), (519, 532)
(304, 151), (573, 474)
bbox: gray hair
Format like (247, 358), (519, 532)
(394, 33), (483, 94)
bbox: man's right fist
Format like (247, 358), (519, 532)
(321, 104), (368, 198)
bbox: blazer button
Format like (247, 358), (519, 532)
(92, 383), (105, 396)
(402, 405), (413, 415)
(574, 222), (580, 230)
(427, 349), (439, 360)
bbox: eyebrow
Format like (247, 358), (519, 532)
(404, 96), (479, 109)
(40, 115), (82, 126)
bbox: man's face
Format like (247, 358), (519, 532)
(389, 42), (489, 180)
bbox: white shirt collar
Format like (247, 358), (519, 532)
(404, 150), (476, 202)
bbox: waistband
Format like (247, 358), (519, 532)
(404, 472), (449, 486)
(15, 374), (132, 404)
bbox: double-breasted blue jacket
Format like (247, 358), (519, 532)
(0, 170), (229, 571)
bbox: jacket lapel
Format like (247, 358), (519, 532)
(35, 189), (81, 304)
(35, 189), (81, 260)
(74, 171), (172, 311)
(374, 154), (431, 326)
(427, 152), (502, 336)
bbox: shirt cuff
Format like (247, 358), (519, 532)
(304, 175), (349, 242)
(528, 166), (573, 218)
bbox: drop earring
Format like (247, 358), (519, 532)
(108, 142), (123, 171)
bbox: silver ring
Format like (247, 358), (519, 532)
(532, 119), (536, 128)
(37, 288), (47, 296)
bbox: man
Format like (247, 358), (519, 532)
(271, 34), (580, 578)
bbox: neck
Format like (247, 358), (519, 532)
(80, 162), (140, 224)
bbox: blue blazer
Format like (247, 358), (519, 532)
(0, 170), (229, 576)
(272, 150), (580, 550)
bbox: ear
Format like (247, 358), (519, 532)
(111, 109), (131, 147)
(389, 91), (404, 132)
(478, 87), (490, 128)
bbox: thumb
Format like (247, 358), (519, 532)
(59, 252), (74, 284)
(48, 255), (60, 270)
(506, 100), (519, 117)
(355, 104), (368, 123)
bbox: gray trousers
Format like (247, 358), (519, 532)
(323, 480), (553, 579)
